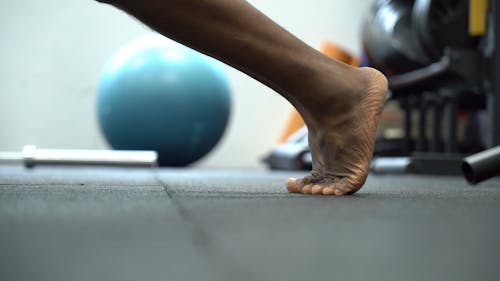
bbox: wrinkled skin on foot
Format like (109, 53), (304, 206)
(286, 67), (388, 196)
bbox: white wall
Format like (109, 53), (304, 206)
(0, 0), (373, 168)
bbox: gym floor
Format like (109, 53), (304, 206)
(1, 166), (499, 281)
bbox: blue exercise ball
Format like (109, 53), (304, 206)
(96, 35), (231, 166)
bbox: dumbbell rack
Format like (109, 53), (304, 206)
(378, 0), (500, 175)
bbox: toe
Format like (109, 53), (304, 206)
(301, 184), (313, 194)
(311, 184), (324, 195)
(320, 177), (340, 196)
(335, 178), (361, 196)
(334, 188), (346, 196)
(286, 174), (320, 194)
(322, 186), (336, 196)
(322, 178), (345, 196)
(286, 178), (301, 193)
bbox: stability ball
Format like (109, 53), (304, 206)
(96, 35), (231, 166)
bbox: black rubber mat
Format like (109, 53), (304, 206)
(1, 166), (499, 281)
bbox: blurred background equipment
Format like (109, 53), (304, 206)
(96, 36), (231, 166)
(364, 0), (496, 177)
(0, 145), (158, 167)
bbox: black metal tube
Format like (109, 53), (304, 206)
(388, 56), (450, 91)
(462, 145), (500, 184)
(444, 96), (458, 153)
(430, 97), (442, 152)
(400, 98), (413, 155)
(417, 97), (427, 152)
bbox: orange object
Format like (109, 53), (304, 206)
(278, 42), (360, 143)
(321, 42), (361, 67)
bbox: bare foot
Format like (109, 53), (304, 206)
(286, 66), (388, 196)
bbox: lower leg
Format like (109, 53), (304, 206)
(97, 0), (388, 195)
(97, 0), (355, 114)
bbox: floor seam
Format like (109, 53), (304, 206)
(152, 168), (257, 281)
